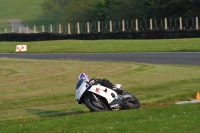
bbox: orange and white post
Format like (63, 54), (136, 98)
(196, 92), (200, 100)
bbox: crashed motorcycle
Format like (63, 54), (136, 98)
(75, 79), (140, 112)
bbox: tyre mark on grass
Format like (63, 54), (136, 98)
(146, 78), (200, 91)
(137, 78), (200, 103)
(111, 63), (155, 76)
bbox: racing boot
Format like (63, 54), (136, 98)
(112, 86), (124, 95)
(115, 88), (124, 95)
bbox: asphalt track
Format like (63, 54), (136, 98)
(0, 52), (200, 65)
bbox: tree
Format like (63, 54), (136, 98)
(42, 0), (200, 24)
(61, 0), (98, 23)
(89, 0), (146, 21)
(143, 0), (199, 18)
(42, 0), (71, 23)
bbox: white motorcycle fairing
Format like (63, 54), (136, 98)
(75, 79), (121, 106)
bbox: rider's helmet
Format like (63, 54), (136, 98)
(78, 73), (90, 82)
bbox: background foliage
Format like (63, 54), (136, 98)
(42, 0), (200, 23)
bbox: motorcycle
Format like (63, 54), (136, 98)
(75, 79), (140, 112)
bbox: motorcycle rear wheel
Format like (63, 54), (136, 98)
(121, 92), (140, 110)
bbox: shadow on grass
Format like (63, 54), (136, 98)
(24, 108), (87, 118)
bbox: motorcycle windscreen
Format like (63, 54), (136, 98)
(76, 79), (85, 90)
(75, 79), (89, 102)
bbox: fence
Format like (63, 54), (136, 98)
(0, 17), (199, 34)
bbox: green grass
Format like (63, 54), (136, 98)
(0, 0), (52, 29)
(1, 104), (200, 133)
(0, 0), (44, 20)
(0, 38), (200, 53)
(0, 19), (11, 33)
(0, 58), (200, 132)
(0, 19), (10, 29)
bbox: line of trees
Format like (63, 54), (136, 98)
(42, 0), (200, 24)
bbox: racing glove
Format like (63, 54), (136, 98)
(89, 78), (97, 85)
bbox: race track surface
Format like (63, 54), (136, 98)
(0, 52), (200, 65)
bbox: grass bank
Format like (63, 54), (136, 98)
(0, 0), (52, 29)
(1, 103), (199, 133)
(0, 38), (200, 53)
(0, 58), (200, 132)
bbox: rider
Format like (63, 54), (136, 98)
(78, 73), (124, 95)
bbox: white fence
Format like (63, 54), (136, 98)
(0, 17), (199, 34)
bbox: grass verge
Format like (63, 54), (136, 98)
(1, 103), (200, 133)
(0, 58), (200, 132)
(0, 38), (200, 53)
(0, 0), (52, 29)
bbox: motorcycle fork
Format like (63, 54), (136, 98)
(92, 93), (99, 102)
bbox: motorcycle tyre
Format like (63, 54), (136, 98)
(84, 96), (110, 112)
(121, 92), (140, 110)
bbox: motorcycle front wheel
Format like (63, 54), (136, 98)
(84, 94), (109, 112)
